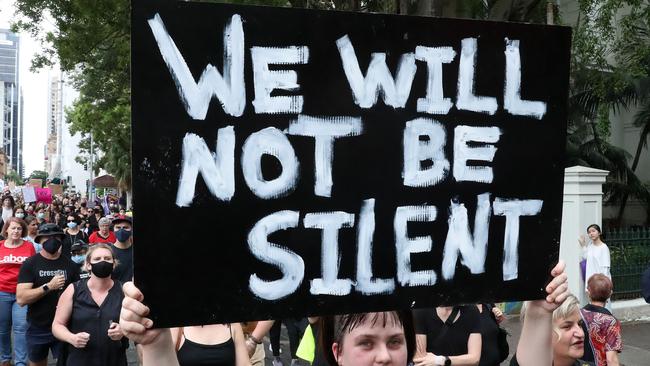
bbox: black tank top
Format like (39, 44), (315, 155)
(176, 335), (236, 366)
(66, 278), (127, 366)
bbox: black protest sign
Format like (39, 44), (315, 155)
(131, 1), (571, 327)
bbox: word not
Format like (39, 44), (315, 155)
(176, 116), (501, 205)
(248, 194), (542, 300)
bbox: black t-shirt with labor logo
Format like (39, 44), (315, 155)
(18, 253), (80, 327)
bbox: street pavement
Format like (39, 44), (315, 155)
(46, 317), (650, 366)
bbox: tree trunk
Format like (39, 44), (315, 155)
(631, 126), (649, 172)
(126, 190), (133, 210)
(616, 124), (648, 225)
(399, 0), (409, 14)
(416, 0), (433, 16)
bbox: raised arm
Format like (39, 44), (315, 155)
(232, 323), (252, 366)
(515, 260), (569, 366)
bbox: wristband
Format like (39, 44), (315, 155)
(434, 355), (446, 365)
(248, 335), (262, 344)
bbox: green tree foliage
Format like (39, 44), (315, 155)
(12, 0), (130, 189)
(29, 170), (48, 181)
(568, 0), (650, 224)
(4, 170), (23, 184)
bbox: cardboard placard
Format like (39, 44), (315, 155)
(132, 1), (570, 327)
(22, 186), (36, 203)
(28, 179), (43, 188)
(48, 184), (64, 196)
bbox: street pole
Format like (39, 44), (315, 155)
(89, 130), (94, 202)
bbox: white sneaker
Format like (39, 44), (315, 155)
(272, 357), (283, 366)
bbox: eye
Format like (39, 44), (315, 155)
(388, 337), (404, 348)
(357, 339), (373, 349)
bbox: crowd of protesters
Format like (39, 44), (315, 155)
(0, 190), (132, 366)
(0, 186), (626, 366)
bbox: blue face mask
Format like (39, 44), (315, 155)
(37, 213), (45, 219)
(71, 254), (86, 264)
(115, 228), (132, 242)
(67, 222), (78, 229)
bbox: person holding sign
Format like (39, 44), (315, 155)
(120, 262), (569, 366)
(119, 282), (251, 366)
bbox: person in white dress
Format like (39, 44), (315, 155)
(579, 224), (611, 298)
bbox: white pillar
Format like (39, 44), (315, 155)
(560, 165), (609, 304)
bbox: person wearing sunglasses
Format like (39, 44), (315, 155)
(62, 214), (89, 258)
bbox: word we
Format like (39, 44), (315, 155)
(148, 14), (546, 120)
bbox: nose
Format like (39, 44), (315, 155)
(374, 344), (392, 364)
(573, 324), (584, 339)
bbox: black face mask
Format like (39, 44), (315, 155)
(90, 261), (114, 278)
(43, 238), (62, 254)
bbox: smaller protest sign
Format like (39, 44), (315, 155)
(22, 187), (36, 203)
(28, 179), (43, 188)
(8, 181), (15, 191)
(48, 184), (63, 196)
(35, 188), (52, 204)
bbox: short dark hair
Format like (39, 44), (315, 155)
(587, 224), (602, 235)
(319, 311), (415, 366)
(2, 195), (15, 208)
(587, 274), (613, 302)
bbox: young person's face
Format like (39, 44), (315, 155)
(333, 313), (407, 366)
(28, 220), (39, 235)
(587, 227), (600, 241)
(552, 310), (585, 362)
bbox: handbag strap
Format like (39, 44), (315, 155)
(432, 306), (460, 349)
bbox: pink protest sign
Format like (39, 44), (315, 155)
(35, 188), (52, 204)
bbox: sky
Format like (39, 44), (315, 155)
(0, 0), (56, 177)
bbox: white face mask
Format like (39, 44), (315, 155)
(15, 213), (25, 219)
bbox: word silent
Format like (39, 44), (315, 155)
(249, 194), (542, 300)
(148, 14), (546, 120)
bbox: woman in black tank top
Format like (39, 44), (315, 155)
(173, 323), (248, 366)
(52, 244), (127, 366)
